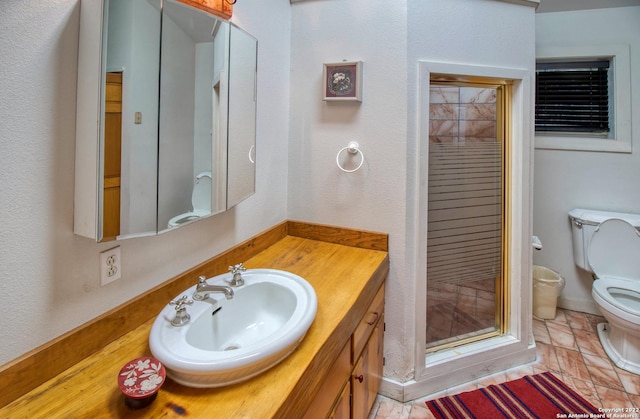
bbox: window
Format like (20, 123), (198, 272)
(536, 60), (610, 135)
(535, 45), (631, 153)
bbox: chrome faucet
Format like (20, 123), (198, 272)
(193, 275), (234, 301)
(228, 263), (246, 287)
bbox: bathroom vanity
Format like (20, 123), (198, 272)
(304, 283), (385, 418)
(0, 222), (388, 418)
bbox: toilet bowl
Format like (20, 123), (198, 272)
(570, 209), (640, 374)
(168, 172), (212, 228)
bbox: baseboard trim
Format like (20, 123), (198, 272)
(379, 341), (537, 403)
(558, 296), (601, 316)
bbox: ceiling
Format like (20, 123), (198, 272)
(536, 0), (640, 13)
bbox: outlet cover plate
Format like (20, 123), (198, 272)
(100, 246), (121, 286)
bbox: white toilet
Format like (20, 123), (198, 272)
(167, 172), (212, 228)
(569, 208), (640, 374)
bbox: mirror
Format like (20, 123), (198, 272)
(227, 25), (257, 208)
(74, 0), (257, 242)
(156, 0), (228, 234)
(103, 0), (161, 240)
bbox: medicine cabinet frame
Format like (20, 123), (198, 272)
(74, 0), (257, 242)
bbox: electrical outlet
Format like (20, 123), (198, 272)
(100, 246), (121, 286)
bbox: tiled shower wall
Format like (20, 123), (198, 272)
(429, 86), (497, 143)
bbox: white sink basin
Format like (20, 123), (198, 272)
(149, 269), (317, 388)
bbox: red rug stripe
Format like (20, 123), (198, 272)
(426, 372), (599, 419)
(526, 372), (598, 414)
(481, 384), (538, 418)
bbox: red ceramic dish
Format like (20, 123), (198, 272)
(118, 357), (166, 399)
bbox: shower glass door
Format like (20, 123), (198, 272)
(425, 78), (510, 352)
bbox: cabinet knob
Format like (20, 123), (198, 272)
(354, 374), (364, 383)
(366, 312), (379, 326)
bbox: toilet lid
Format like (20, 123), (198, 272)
(588, 218), (640, 281)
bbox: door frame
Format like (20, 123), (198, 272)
(406, 61), (535, 399)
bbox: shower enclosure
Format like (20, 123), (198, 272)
(426, 79), (510, 352)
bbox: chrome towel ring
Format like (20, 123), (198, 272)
(336, 141), (365, 173)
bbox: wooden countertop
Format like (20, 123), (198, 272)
(1, 234), (388, 418)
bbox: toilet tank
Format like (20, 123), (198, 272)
(569, 208), (640, 272)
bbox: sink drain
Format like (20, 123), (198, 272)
(224, 344), (240, 351)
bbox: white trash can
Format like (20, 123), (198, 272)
(532, 265), (565, 320)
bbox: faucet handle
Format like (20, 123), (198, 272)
(169, 295), (193, 327)
(228, 263), (246, 274)
(228, 263), (246, 287)
(169, 295), (193, 311)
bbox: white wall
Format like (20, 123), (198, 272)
(289, 0), (535, 392)
(533, 6), (640, 314)
(194, 42), (215, 179)
(0, 0), (290, 366)
(408, 0), (536, 398)
(289, 0), (410, 380)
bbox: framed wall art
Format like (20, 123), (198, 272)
(323, 61), (363, 102)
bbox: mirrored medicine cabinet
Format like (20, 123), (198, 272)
(75, 0), (257, 242)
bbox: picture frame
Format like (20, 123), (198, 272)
(323, 61), (363, 102)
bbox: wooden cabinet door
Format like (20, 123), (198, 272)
(351, 316), (384, 418)
(303, 341), (351, 419)
(368, 317), (384, 408)
(352, 286), (384, 361)
(329, 382), (350, 419)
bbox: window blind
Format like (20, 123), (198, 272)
(535, 60), (610, 133)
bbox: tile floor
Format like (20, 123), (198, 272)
(426, 279), (496, 350)
(369, 308), (640, 418)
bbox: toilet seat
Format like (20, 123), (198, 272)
(592, 278), (640, 317)
(167, 172), (212, 228)
(587, 217), (640, 375)
(168, 209), (211, 227)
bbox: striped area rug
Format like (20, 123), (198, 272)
(426, 372), (599, 418)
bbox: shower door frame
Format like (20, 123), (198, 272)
(410, 61), (536, 399)
(425, 78), (511, 352)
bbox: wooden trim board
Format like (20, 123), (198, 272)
(288, 220), (388, 252)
